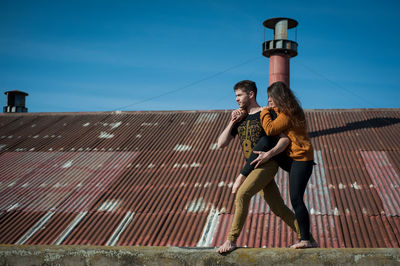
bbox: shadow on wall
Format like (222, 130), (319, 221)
(309, 117), (400, 138)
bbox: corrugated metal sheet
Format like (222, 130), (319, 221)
(0, 151), (137, 212)
(0, 109), (399, 248)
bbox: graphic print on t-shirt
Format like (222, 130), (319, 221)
(235, 112), (264, 159)
(241, 120), (252, 158)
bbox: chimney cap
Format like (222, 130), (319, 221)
(263, 17), (298, 29)
(4, 90), (29, 96)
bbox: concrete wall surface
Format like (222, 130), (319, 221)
(0, 245), (399, 266)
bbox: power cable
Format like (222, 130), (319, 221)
(298, 63), (377, 108)
(298, 63), (400, 129)
(112, 57), (380, 111)
(112, 56), (262, 111)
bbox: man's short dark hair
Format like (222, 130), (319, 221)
(233, 80), (257, 98)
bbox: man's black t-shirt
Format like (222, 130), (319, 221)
(231, 109), (281, 176)
(231, 111), (266, 160)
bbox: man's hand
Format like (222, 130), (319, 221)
(250, 151), (273, 169)
(218, 109), (245, 149)
(231, 109), (246, 124)
(232, 174), (246, 194)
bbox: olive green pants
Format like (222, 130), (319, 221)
(227, 160), (301, 242)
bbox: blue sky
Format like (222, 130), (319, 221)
(1, 0), (399, 112)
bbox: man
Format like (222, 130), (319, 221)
(216, 80), (301, 253)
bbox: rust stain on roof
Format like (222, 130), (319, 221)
(0, 109), (399, 248)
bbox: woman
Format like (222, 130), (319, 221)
(251, 81), (317, 249)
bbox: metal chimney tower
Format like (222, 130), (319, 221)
(262, 17), (298, 86)
(3, 90), (29, 113)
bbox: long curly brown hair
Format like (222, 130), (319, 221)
(267, 81), (306, 128)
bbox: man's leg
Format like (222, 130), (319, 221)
(259, 180), (301, 240)
(218, 161), (278, 253)
(227, 160), (278, 242)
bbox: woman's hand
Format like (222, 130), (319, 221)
(232, 174), (246, 194)
(250, 151), (273, 169)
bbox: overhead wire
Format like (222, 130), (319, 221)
(111, 53), (380, 111)
(298, 63), (398, 127)
(298, 62), (377, 108)
(112, 56), (262, 111)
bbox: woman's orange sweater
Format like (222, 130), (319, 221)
(260, 107), (314, 161)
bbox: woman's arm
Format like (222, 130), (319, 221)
(250, 133), (290, 169)
(260, 108), (291, 136)
(239, 135), (280, 176)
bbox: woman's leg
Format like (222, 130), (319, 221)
(288, 160), (314, 241)
(240, 135), (278, 176)
(275, 152), (293, 173)
(268, 156), (317, 244)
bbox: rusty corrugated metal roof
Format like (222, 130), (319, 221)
(0, 109), (399, 248)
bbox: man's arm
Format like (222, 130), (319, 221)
(217, 120), (235, 149)
(217, 109), (244, 149)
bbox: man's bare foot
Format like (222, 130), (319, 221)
(290, 240), (318, 249)
(217, 240), (237, 254)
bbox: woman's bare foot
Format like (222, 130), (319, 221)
(217, 240), (237, 254)
(290, 240), (318, 249)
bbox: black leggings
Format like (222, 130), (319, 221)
(240, 135), (278, 176)
(241, 136), (314, 240)
(281, 159), (314, 241)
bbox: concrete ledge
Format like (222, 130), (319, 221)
(0, 245), (399, 266)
